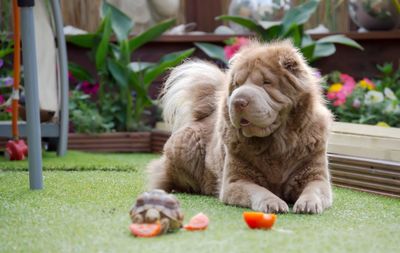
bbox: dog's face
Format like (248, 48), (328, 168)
(227, 41), (314, 138)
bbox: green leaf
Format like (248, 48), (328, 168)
(0, 47), (13, 58)
(217, 15), (265, 35)
(128, 71), (149, 105)
(282, 0), (319, 31)
(258, 20), (282, 30)
(317, 35), (363, 50)
(119, 40), (130, 65)
(300, 43), (316, 61)
(263, 25), (283, 41)
(311, 43), (336, 62)
(95, 12), (113, 71)
(377, 63), (393, 75)
(68, 62), (94, 82)
(195, 43), (227, 64)
(301, 34), (314, 47)
(128, 71), (141, 92)
(283, 24), (302, 47)
(143, 48), (195, 87)
(110, 43), (120, 59)
(129, 62), (155, 72)
(107, 59), (128, 88)
(128, 19), (175, 53)
(101, 0), (133, 42)
(66, 34), (97, 48)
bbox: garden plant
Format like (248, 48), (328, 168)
(325, 63), (400, 127)
(196, 0), (363, 64)
(67, 1), (194, 132)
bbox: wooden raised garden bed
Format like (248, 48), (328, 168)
(328, 122), (400, 198)
(329, 122), (400, 163)
(67, 130), (171, 153)
(68, 132), (152, 152)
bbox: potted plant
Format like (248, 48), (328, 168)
(66, 0), (194, 152)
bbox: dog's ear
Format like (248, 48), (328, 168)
(279, 54), (301, 76)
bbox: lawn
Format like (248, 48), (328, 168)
(0, 151), (399, 253)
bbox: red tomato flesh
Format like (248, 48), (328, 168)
(243, 212), (277, 229)
(184, 212), (209, 231)
(129, 223), (162, 237)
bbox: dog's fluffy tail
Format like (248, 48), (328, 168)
(159, 60), (225, 132)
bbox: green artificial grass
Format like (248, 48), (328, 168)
(0, 151), (159, 171)
(0, 152), (399, 253)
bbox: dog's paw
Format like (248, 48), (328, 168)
(293, 194), (325, 214)
(252, 196), (289, 213)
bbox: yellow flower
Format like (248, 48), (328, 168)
(359, 79), (375, 90)
(376, 122), (390, 128)
(328, 83), (343, 93)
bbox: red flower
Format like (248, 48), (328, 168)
(224, 37), (250, 60)
(79, 81), (99, 95)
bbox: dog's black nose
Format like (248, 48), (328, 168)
(233, 98), (249, 111)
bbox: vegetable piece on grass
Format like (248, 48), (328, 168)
(184, 212), (209, 231)
(243, 212), (277, 229)
(129, 223), (162, 237)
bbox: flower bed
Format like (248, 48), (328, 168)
(324, 63), (400, 127)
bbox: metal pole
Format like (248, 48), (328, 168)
(19, 0), (43, 189)
(50, 0), (69, 157)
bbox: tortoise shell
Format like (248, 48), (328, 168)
(130, 189), (184, 224)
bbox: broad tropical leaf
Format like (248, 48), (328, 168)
(128, 19), (175, 53)
(300, 43), (316, 61)
(195, 42), (227, 64)
(317, 35), (363, 50)
(107, 59), (128, 88)
(217, 15), (265, 35)
(119, 40), (131, 65)
(95, 12), (112, 70)
(282, 0), (319, 31)
(129, 62), (155, 72)
(66, 34), (96, 48)
(101, 0), (133, 42)
(68, 62), (94, 82)
(311, 43), (336, 62)
(143, 48), (195, 86)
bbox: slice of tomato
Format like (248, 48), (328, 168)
(243, 212), (277, 229)
(129, 223), (162, 237)
(183, 212), (209, 231)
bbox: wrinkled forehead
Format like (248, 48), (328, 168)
(230, 52), (280, 84)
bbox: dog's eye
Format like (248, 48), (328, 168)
(263, 79), (272, 87)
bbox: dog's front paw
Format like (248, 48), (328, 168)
(252, 196), (289, 213)
(293, 194), (325, 214)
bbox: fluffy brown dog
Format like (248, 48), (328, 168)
(148, 40), (333, 214)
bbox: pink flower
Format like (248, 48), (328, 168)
(340, 74), (356, 87)
(327, 92), (336, 100)
(224, 37), (249, 60)
(79, 81), (99, 95)
(336, 91), (347, 101)
(333, 98), (346, 107)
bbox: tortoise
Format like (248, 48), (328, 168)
(129, 189), (184, 234)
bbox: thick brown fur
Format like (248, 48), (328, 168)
(148, 40), (333, 214)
